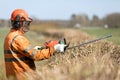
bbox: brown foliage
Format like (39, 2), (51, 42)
(103, 13), (120, 28)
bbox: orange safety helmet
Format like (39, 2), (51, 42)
(11, 9), (32, 22)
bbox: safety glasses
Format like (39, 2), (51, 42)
(24, 21), (31, 26)
(21, 17), (32, 26)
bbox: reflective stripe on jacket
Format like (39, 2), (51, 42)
(4, 28), (55, 80)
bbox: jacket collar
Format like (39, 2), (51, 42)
(10, 28), (24, 35)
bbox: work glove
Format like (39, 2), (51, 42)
(45, 38), (69, 52)
(54, 43), (67, 52)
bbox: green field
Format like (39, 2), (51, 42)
(81, 28), (120, 45)
(0, 28), (9, 79)
(0, 28), (9, 59)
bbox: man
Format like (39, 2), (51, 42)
(4, 9), (67, 80)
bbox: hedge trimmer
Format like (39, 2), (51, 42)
(62, 34), (112, 51)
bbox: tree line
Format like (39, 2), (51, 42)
(70, 13), (120, 28)
(0, 13), (120, 28)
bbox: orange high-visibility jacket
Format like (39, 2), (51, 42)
(4, 28), (55, 79)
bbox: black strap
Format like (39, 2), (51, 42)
(5, 57), (32, 62)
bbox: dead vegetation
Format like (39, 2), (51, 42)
(33, 29), (120, 80)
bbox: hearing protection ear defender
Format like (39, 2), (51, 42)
(11, 15), (20, 29)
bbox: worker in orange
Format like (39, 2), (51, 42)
(4, 9), (67, 80)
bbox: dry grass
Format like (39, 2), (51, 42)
(33, 29), (120, 80)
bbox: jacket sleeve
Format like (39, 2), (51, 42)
(12, 35), (55, 61)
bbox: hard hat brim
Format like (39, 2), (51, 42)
(26, 18), (32, 22)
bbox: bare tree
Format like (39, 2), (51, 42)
(103, 13), (120, 28)
(70, 14), (90, 27)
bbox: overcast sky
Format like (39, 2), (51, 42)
(0, 0), (120, 20)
